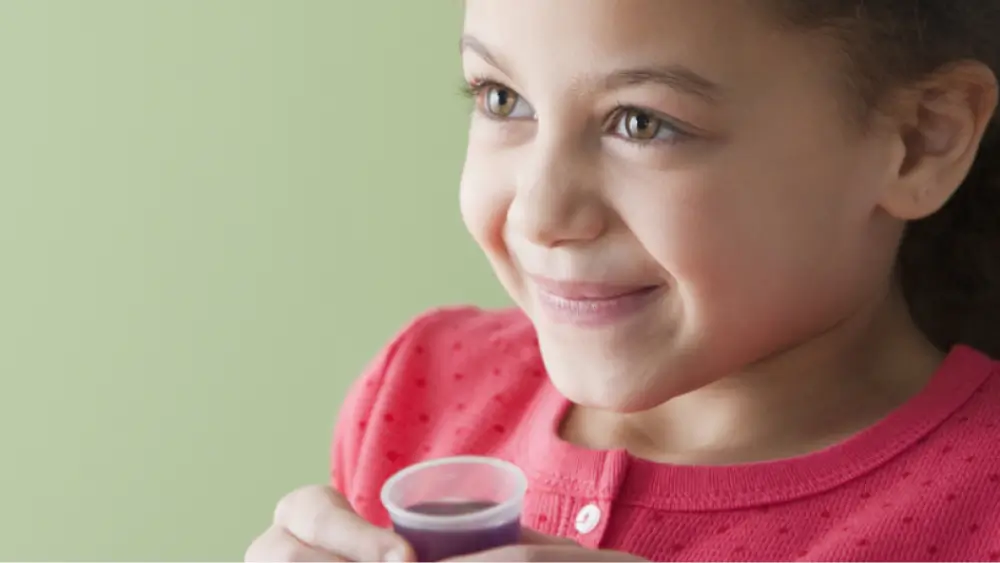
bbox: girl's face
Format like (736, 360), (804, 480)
(459, 0), (906, 411)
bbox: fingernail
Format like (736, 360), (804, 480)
(383, 548), (408, 562)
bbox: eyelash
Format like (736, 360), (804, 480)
(460, 79), (521, 122)
(460, 77), (693, 146)
(460, 76), (496, 103)
(459, 79), (486, 100)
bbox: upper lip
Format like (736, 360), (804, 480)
(529, 275), (661, 300)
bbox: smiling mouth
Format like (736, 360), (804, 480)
(529, 277), (664, 327)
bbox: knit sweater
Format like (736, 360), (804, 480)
(332, 307), (1000, 561)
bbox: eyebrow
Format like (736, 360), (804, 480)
(459, 34), (724, 103)
(459, 35), (508, 74)
(604, 66), (723, 103)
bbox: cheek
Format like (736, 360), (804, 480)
(461, 151), (535, 308)
(620, 166), (866, 335)
(619, 171), (772, 289)
(459, 151), (511, 256)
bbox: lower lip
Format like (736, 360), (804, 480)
(533, 285), (663, 327)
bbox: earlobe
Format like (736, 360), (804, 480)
(879, 62), (999, 221)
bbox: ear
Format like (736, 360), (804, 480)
(879, 60), (999, 220)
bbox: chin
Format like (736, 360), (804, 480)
(552, 377), (672, 413)
(536, 330), (727, 413)
(542, 355), (685, 413)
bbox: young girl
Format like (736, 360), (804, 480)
(246, 1), (1000, 561)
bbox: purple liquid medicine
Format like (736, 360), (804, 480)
(393, 500), (521, 562)
(381, 456), (528, 563)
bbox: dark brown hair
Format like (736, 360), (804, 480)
(777, 1), (1000, 357)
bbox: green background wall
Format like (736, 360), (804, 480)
(0, 1), (505, 559)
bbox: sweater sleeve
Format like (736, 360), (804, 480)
(330, 322), (409, 497)
(329, 308), (473, 497)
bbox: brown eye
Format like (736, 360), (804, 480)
(483, 85), (520, 117)
(621, 109), (662, 140)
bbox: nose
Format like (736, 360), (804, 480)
(506, 139), (607, 248)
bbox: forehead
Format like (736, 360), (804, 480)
(462, 0), (822, 94)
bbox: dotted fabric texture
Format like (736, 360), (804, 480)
(332, 307), (1000, 561)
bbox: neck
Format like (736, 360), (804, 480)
(561, 286), (946, 465)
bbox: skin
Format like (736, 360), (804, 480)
(459, 0), (997, 465)
(246, 1), (996, 561)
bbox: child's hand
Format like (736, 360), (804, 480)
(443, 529), (646, 562)
(244, 484), (414, 562)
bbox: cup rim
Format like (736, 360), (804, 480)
(379, 455), (528, 530)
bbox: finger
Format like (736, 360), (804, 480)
(245, 526), (345, 562)
(279, 486), (414, 562)
(519, 528), (579, 546)
(444, 545), (645, 562)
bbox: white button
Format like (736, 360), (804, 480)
(574, 503), (602, 534)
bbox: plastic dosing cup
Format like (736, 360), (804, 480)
(380, 456), (528, 562)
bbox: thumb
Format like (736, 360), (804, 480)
(519, 527), (579, 546)
(366, 527), (416, 563)
(280, 486), (415, 562)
